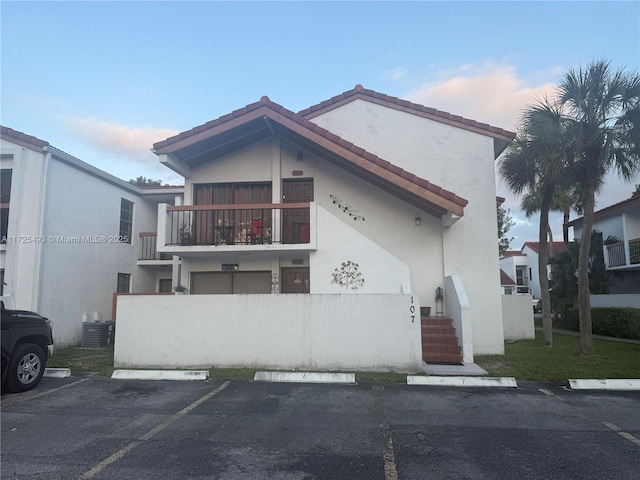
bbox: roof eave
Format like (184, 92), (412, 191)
(153, 102), (467, 219)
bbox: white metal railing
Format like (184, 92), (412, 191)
(606, 242), (626, 267)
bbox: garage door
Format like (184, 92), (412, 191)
(191, 271), (271, 294)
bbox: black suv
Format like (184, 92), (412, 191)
(1, 301), (54, 393)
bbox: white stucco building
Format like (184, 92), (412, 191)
(2, 86), (517, 371)
(113, 85), (515, 371)
(500, 241), (566, 300)
(0, 126), (183, 346)
(567, 194), (640, 294)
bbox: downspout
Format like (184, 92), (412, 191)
(33, 149), (52, 311)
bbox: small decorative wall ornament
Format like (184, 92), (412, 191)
(271, 273), (280, 294)
(331, 261), (365, 290)
(329, 194), (365, 221)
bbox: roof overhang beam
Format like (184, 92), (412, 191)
(158, 153), (192, 178)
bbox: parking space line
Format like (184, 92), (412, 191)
(79, 380), (230, 479)
(372, 386), (399, 480)
(539, 388), (640, 448)
(1, 377), (91, 407)
(382, 425), (399, 480)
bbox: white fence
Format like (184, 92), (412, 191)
(114, 293), (423, 372)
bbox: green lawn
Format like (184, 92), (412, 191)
(48, 331), (640, 383)
(475, 330), (640, 382)
(47, 347), (115, 378)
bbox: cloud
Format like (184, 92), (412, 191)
(384, 67), (407, 81)
(60, 115), (178, 162)
(56, 115), (183, 184)
(405, 61), (558, 131)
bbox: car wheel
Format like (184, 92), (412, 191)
(5, 343), (46, 393)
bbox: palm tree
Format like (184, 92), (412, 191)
(500, 111), (568, 348)
(520, 187), (580, 244)
(529, 61), (640, 354)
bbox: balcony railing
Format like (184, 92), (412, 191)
(606, 242), (626, 267)
(630, 238), (640, 265)
(139, 232), (172, 261)
(165, 203), (311, 247)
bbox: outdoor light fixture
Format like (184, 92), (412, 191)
(415, 217), (421, 225)
(297, 150), (303, 161)
(435, 287), (444, 316)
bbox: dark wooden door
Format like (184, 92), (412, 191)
(282, 179), (313, 244)
(281, 268), (310, 293)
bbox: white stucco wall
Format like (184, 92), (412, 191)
(502, 294), (535, 340)
(311, 99), (505, 354)
(1, 139), (160, 346)
(521, 246), (542, 299)
(114, 293), (423, 372)
(311, 205), (411, 294)
(590, 294), (640, 308)
(0, 144), (49, 311)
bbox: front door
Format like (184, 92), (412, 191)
(281, 268), (310, 293)
(282, 179), (313, 244)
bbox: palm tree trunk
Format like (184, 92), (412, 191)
(578, 184), (595, 355)
(539, 188), (554, 347)
(563, 208), (570, 244)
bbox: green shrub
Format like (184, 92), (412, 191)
(560, 307), (640, 340)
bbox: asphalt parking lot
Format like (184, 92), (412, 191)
(2, 374), (639, 480)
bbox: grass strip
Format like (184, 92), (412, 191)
(48, 331), (640, 383)
(475, 330), (640, 382)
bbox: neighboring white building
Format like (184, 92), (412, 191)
(114, 85), (515, 371)
(0, 126), (183, 346)
(500, 242), (566, 301)
(567, 194), (640, 294)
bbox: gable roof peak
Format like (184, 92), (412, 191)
(298, 85), (516, 145)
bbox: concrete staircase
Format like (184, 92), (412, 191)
(421, 316), (463, 364)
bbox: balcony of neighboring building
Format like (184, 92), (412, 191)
(156, 202), (317, 256)
(137, 232), (173, 265)
(604, 238), (640, 271)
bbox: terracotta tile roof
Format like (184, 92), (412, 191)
(1, 125), (49, 151)
(298, 84), (516, 143)
(153, 96), (468, 217)
(523, 241), (566, 257)
(500, 269), (516, 285)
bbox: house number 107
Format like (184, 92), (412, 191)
(410, 296), (416, 323)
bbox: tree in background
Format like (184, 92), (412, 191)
(497, 205), (515, 255)
(500, 112), (570, 348)
(550, 231), (611, 314)
(129, 176), (164, 187)
(520, 187), (581, 245)
(530, 61), (640, 355)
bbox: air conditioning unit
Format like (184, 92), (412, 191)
(81, 321), (115, 348)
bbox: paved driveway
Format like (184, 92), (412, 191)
(2, 374), (639, 479)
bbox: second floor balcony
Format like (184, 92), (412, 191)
(156, 202), (317, 255)
(138, 232), (173, 263)
(605, 238), (640, 270)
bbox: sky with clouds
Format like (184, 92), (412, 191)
(2, 1), (639, 249)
